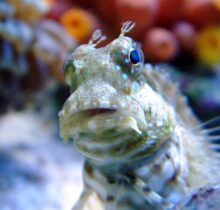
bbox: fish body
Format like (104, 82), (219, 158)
(59, 22), (220, 210)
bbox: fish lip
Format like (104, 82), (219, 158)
(59, 106), (120, 122)
(81, 108), (118, 117)
(63, 107), (119, 120)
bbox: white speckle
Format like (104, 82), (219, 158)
(147, 130), (154, 135)
(132, 82), (139, 90)
(162, 160), (175, 181)
(94, 101), (100, 107)
(82, 101), (91, 109)
(136, 166), (151, 180)
(118, 100), (127, 108)
(88, 121), (97, 132)
(167, 191), (183, 203)
(73, 59), (84, 68)
(133, 107), (138, 113)
(156, 120), (164, 127)
(147, 123), (153, 128)
(116, 65), (121, 71)
(99, 101), (110, 108)
(70, 105), (77, 114)
(58, 110), (63, 117)
(148, 175), (164, 192)
(151, 135), (157, 139)
(169, 146), (179, 168)
(122, 73), (128, 80)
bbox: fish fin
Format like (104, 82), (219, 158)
(198, 116), (220, 130)
(207, 135), (220, 144)
(207, 132), (220, 154)
(194, 116), (220, 153)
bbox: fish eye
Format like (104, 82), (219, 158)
(129, 49), (140, 64)
(128, 44), (144, 65)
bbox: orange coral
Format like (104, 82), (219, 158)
(43, 0), (55, 7)
(59, 8), (97, 43)
(172, 21), (197, 52)
(213, 0), (220, 10)
(183, 0), (220, 27)
(157, 0), (185, 27)
(143, 28), (179, 62)
(196, 26), (220, 65)
(116, 0), (158, 39)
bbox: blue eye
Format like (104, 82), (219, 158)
(129, 49), (140, 64)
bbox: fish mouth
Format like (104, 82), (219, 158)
(59, 106), (143, 142)
(80, 108), (117, 118)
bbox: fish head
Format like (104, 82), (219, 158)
(59, 22), (175, 165)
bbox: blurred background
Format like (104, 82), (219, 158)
(0, 0), (220, 209)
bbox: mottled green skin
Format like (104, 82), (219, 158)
(59, 26), (220, 210)
(59, 35), (175, 165)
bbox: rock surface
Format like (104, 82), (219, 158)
(174, 185), (220, 210)
(0, 111), (84, 210)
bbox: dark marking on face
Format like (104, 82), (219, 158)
(152, 163), (162, 173)
(85, 162), (94, 178)
(168, 169), (178, 183)
(107, 176), (116, 184)
(174, 141), (180, 148)
(165, 152), (171, 159)
(118, 177), (131, 186)
(124, 171), (136, 184)
(143, 185), (151, 193)
(106, 195), (114, 202)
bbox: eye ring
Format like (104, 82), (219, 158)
(129, 43), (144, 66)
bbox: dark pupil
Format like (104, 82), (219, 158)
(129, 49), (140, 64)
